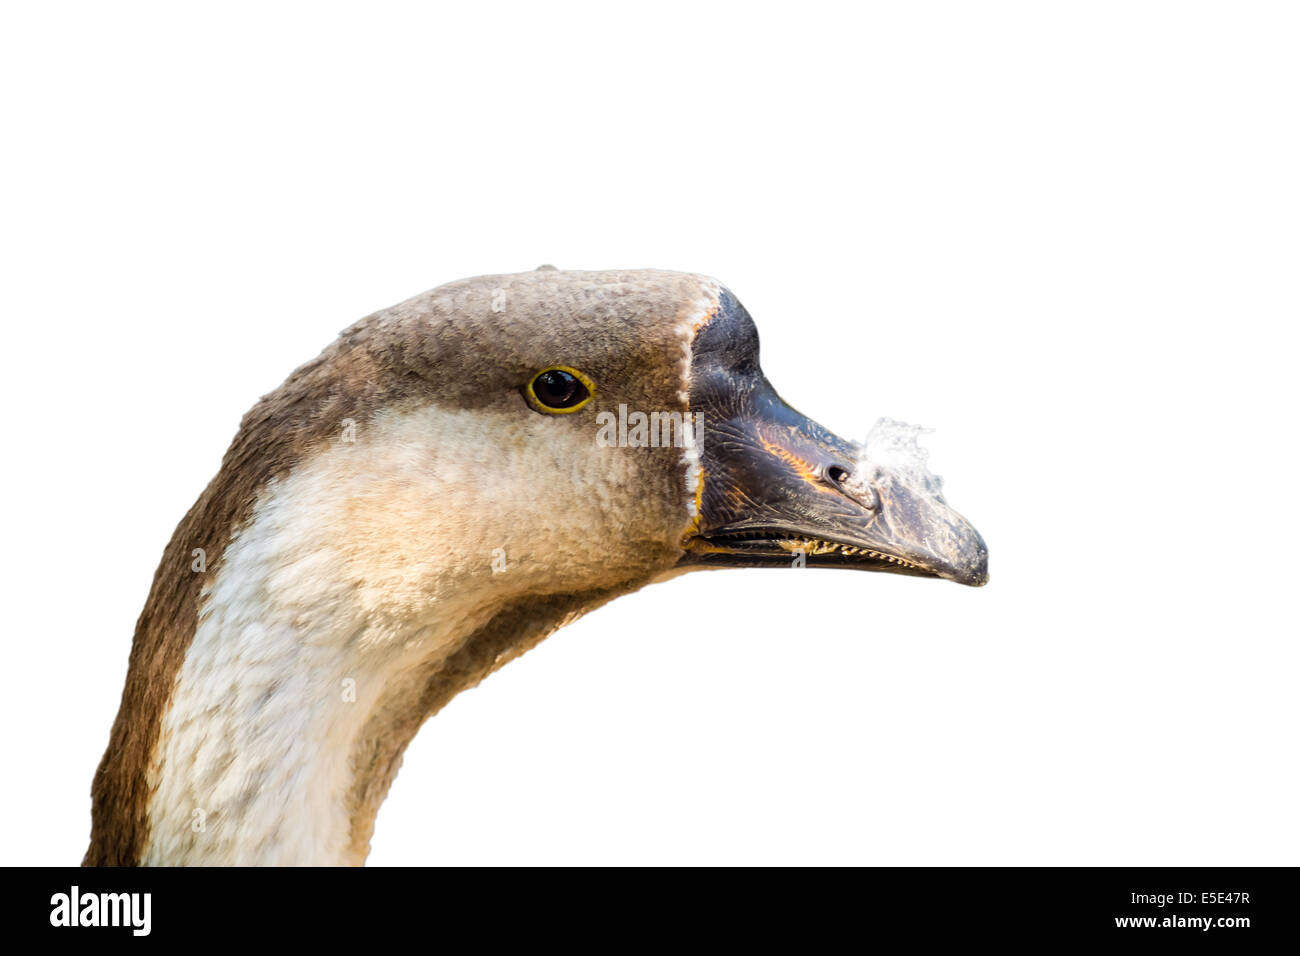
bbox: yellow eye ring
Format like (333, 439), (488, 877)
(524, 365), (596, 414)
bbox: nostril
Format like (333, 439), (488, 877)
(824, 463), (879, 510)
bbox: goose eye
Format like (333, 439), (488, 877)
(525, 366), (595, 414)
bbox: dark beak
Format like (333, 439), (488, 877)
(682, 369), (989, 587)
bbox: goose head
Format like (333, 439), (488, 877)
(86, 267), (987, 866)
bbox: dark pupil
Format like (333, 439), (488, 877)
(535, 369), (581, 407)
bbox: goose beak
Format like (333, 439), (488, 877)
(682, 374), (989, 587)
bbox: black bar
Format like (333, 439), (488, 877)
(6, 866), (1293, 944)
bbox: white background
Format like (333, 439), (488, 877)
(2, 2), (1296, 866)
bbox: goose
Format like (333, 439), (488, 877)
(85, 267), (988, 866)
